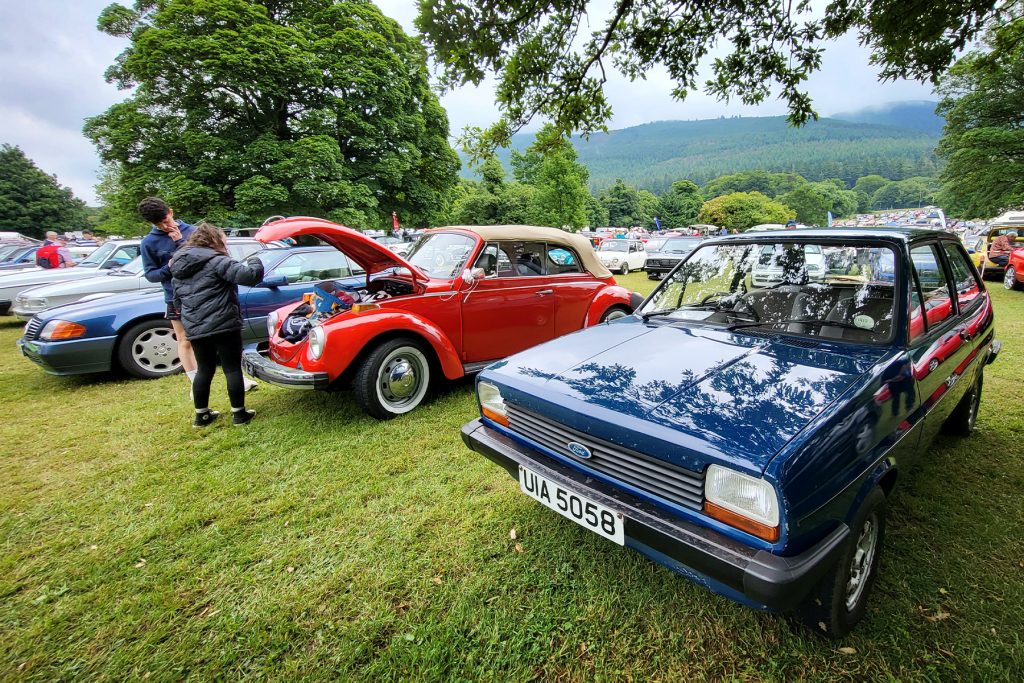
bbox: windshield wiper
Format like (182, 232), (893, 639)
(640, 309), (678, 321)
(726, 318), (866, 332)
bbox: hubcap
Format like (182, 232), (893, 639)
(132, 327), (180, 374)
(604, 308), (629, 322)
(845, 515), (878, 611)
(1005, 268), (1016, 290)
(377, 347), (428, 411)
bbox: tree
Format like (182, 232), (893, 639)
(778, 181), (860, 224)
(871, 177), (939, 209)
(0, 145), (89, 237)
(585, 193), (609, 228)
(522, 129), (591, 230)
(86, 0), (459, 229)
(657, 181), (703, 228)
(853, 175), (891, 198)
(598, 179), (648, 226)
(698, 192), (795, 232)
(936, 17), (1024, 217)
(416, 0), (1012, 157)
(703, 171), (807, 200)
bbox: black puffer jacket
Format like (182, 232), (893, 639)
(169, 246), (264, 340)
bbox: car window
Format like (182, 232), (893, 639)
(227, 242), (264, 260)
(474, 243), (516, 277)
(910, 244), (954, 330)
(271, 251), (358, 283)
(545, 246), (582, 274)
(109, 246), (140, 266)
(942, 242), (981, 310)
(507, 241), (547, 276)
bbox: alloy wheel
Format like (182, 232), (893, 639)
(845, 515), (879, 612)
(131, 327), (180, 375)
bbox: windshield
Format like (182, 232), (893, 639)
(77, 242), (118, 267)
(404, 232), (477, 279)
(599, 241), (629, 252)
(661, 238), (702, 254)
(639, 241), (898, 344)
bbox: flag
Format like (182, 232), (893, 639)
(654, 217), (662, 231)
(392, 211), (399, 229)
(827, 211), (834, 228)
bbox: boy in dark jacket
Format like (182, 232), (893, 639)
(169, 224), (265, 427)
(138, 197), (197, 388)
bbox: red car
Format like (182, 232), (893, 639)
(1003, 246), (1024, 290)
(243, 219), (639, 418)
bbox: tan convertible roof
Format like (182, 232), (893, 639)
(438, 225), (613, 278)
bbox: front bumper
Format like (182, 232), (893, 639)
(461, 419), (850, 612)
(242, 348), (329, 390)
(0, 300), (11, 316)
(17, 336), (115, 375)
(13, 304), (46, 321)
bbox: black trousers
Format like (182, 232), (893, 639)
(191, 330), (244, 410)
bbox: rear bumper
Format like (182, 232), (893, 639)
(17, 336), (114, 375)
(242, 348), (329, 390)
(461, 418), (850, 612)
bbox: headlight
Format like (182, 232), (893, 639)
(17, 296), (47, 310)
(39, 320), (87, 341)
(704, 465), (779, 541)
(478, 381), (509, 426)
(308, 325), (325, 359)
(608, 257), (620, 265)
(267, 310), (280, 339)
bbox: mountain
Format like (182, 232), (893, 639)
(462, 112), (942, 194)
(831, 100), (944, 136)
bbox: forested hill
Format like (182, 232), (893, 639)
(468, 115), (941, 194)
(832, 100), (944, 136)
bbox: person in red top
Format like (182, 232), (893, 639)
(988, 232), (1017, 268)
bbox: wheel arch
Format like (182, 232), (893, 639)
(584, 285), (639, 326)
(332, 316), (464, 386)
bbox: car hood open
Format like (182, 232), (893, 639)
(254, 217), (426, 281)
(485, 319), (885, 474)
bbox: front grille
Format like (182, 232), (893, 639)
(23, 316), (43, 340)
(507, 405), (705, 511)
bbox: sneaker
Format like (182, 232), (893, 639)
(243, 377), (259, 392)
(232, 409), (256, 426)
(193, 410), (221, 428)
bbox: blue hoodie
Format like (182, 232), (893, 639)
(141, 220), (194, 303)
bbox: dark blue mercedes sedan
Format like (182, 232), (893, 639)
(18, 246), (363, 379)
(461, 228), (1000, 636)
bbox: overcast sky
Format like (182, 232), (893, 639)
(1, 0), (936, 205)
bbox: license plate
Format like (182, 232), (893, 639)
(519, 466), (624, 545)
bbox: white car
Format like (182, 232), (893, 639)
(596, 238), (647, 274)
(12, 239), (272, 319)
(750, 243), (827, 287)
(0, 240), (140, 316)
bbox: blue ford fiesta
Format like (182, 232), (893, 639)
(462, 228), (999, 636)
(18, 246), (363, 379)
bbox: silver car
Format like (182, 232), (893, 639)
(0, 241), (140, 316)
(12, 239), (272, 319)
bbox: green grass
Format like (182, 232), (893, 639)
(1, 272), (1022, 680)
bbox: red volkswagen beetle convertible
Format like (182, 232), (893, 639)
(243, 218), (639, 418)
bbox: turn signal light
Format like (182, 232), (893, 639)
(40, 321), (87, 341)
(704, 500), (779, 542)
(481, 406), (509, 427)
(351, 303), (380, 313)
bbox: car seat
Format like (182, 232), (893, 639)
(820, 295), (894, 341)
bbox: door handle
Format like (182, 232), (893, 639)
(536, 289), (554, 296)
(959, 329), (973, 342)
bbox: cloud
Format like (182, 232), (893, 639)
(2, 0), (937, 205)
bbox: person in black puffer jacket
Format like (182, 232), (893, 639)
(170, 223), (265, 427)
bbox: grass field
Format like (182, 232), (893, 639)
(2, 272), (1023, 680)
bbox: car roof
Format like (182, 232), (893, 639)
(438, 224), (613, 278)
(709, 227), (955, 243)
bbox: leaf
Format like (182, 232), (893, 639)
(514, 543), (523, 553)
(938, 587), (948, 595)
(432, 576), (442, 585)
(509, 528), (517, 540)
(286, 566), (295, 573)
(926, 610), (952, 622)
(89, 545), (98, 551)
(837, 646), (857, 654)
(134, 558), (146, 568)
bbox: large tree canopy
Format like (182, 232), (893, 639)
(936, 17), (1024, 217)
(416, 0), (1015, 157)
(87, 0), (459, 228)
(698, 192), (795, 232)
(0, 145), (89, 237)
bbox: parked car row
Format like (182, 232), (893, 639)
(12, 222), (1002, 637)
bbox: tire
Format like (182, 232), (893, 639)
(799, 487), (886, 638)
(1004, 266), (1021, 290)
(942, 371), (982, 436)
(648, 274), (659, 280)
(117, 319), (182, 379)
(619, 262), (629, 275)
(600, 305), (632, 323)
(353, 338), (432, 419)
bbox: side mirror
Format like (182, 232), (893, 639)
(461, 267), (486, 287)
(259, 273), (288, 288)
(967, 248), (975, 254)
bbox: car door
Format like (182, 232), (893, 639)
(461, 241), (554, 362)
(908, 242), (977, 447)
(544, 243), (604, 336)
(242, 250), (362, 338)
(628, 240), (645, 270)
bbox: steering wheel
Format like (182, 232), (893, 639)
(728, 297), (760, 322)
(699, 291), (733, 305)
